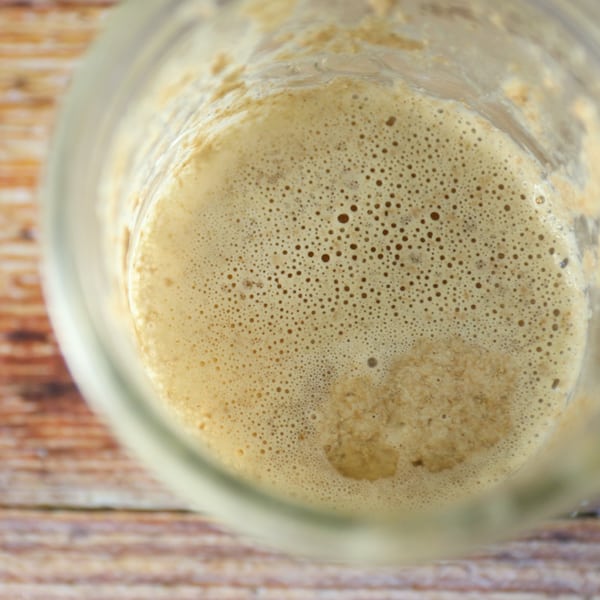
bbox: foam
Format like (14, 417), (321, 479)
(128, 78), (587, 515)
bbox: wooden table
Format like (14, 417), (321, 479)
(2, 2), (600, 597)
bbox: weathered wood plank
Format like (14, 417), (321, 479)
(0, 510), (600, 598)
(0, 381), (185, 509)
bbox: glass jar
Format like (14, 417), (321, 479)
(42, 0), (600, 562)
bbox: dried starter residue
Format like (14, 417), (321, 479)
(321, 337), (515, 480)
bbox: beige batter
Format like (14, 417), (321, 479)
(128, 78), (586, 514)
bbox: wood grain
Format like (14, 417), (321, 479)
(0, 1), (185, 510)
(1, 3), (600, 597)
(1, 510), (600, 599)
(0, 381), (184, 509)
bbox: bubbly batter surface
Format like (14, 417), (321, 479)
(129, 79), (586, 514)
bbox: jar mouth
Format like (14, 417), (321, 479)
(41, 0), (600, 563)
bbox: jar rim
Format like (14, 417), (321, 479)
(41, 0), (600, 563)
